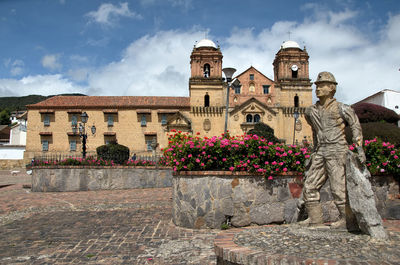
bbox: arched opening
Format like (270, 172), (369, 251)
(292, 69), (298, 78)
(254, 114), (260, 123)
(203, 64), (210, 78)
(204, 94), (210, 107)
(294, 95), (299, 108)
(246, 114), (253, 123)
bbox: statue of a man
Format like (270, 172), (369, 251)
(300, 71), (366, 229)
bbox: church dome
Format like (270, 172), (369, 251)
(281, 40), (300, 49)
(195, 39), (217, 49)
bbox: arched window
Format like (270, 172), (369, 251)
(294, 95), (299, 108)
(292, 69), (298, 78)
(254, 114), (260, 123)
(203, 64), (210, 78)
(204, 94), (210, 107)
(246, 114), (253, 123)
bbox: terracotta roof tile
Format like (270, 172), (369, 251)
(27, 96), (190, 109)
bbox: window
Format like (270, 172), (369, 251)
(250, 74), (254, 80)
(141, 115), (147, 126)
(263, 85), (270, 94)
(292, 69), (298, 78)
(246, 114), (253, 123)
(44, 115), (50, 126)
(42, 140), (49, 151)
(254, 114), (261, 123)
(146, 140), (153, 151)
(107, 115), (114, 126)
(294, 95), (299, 108)
(71, 115), (78, 126)
(145, 136), (157, 151)
(161, 114), (167, 125)
(204, 94), (210, 107)
(203, 64), (210, 78)
(70, 140), (77, 151)
(234, 84), (241, 94)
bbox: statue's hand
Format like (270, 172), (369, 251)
(356, 146), (366, 164)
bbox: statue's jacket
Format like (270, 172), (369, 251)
(304, 98), (363, 150)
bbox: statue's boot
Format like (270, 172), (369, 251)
(298, 202), (324, 227)
(330, 204), (359, 231)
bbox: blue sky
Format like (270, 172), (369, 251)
(0, 0), (399, 104)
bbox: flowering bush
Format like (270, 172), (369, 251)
(162, 131), (310, 179)
(362, 138), (400, 175)
(163, 131), (400, 179)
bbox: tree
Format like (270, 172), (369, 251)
(0, 108), (10, 125)
(248, 122), (279, 143)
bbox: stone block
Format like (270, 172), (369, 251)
(250, 202), (284, 225)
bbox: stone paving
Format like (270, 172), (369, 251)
(0, 171), (218, 264)
(1, 170), (399, 265)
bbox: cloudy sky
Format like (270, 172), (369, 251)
(0, 0), (399, 104)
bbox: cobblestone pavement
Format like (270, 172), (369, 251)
(0, 177), (218, 264)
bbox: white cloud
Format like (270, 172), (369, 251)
(41, 54), (62, 71)
(140, 0), (193, 9)
(0, 8), (399, 105)
(86, 2), (142, 26)
(0, 75), (86, 97)
(87, 30), (202, 96)
(4, 59), (25, 76)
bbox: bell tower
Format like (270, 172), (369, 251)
(273, 40), (312, 108)
(189, 39), (224, 107)
(189, 38), (225, 136)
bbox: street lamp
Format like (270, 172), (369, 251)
(222, 67), (236, 134)
(293, 109), (299, 145)
(77, 112), (96, 158)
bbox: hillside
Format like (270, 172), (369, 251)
(0, 93), (86, 112)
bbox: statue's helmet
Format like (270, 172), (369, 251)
(314, 71), (337, 85)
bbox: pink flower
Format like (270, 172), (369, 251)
(283, 167), (288, 172)
(394, 155), (399, 159)
(200, 163), (205, 166)
(195, 159), (200, 163)
(296, 161), (300, 165)
(272, 161), (277, 165)
(268, 176), (273, 180)
(229, 166), (235, 171)
(305, 155), (310, 158)
(349, 146), (354, 151)
(188, 154), (192, 158)
(222, 158), (227, 162)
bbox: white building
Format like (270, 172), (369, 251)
(356, 89), (400, 126)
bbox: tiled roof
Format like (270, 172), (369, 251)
(27, 96), (190, 109)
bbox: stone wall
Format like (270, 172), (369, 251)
(0, 159), (26, 170)
(32, 167), (173, 192)
(172, 171), (399, 229)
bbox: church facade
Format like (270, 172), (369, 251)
(25, 39), (312, 159)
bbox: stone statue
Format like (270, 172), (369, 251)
(299, 71), (387, 239)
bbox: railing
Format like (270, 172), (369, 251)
(31, 152), (166, 167)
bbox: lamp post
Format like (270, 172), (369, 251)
(293, 109), (299, 145)
(222, 67), (236, 134)
(74, 112), (96, 158)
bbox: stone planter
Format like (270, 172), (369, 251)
(172, 171), (399, 229)
(32, 166), (173, 192)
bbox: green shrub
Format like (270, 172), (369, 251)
(96, 142), (130, 164)
(248, 122), (279, 143)
(345, 122), (400, 146)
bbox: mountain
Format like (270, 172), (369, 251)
(0, 93), (86, 112)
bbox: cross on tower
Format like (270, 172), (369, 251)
(287, 30), (292, 40)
